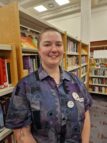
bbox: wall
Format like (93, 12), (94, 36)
(47, 6), (107, 41)
(91, 6), (107, 41)
(47, 13), (81, 41)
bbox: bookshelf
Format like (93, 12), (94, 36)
(80, 43), (89, 87)
(0, 2), (49, 80)
(20, 25), (40, 76)
(0, 128), (12, 142)
(64, 33), (89, 86)
(0, 2), (89, 80)
(0, 2), (90, 142)
(65, 33), (81, 77)
(0, 44), (18, 90)
(0, 2), (68, 79)
(89, 59), (107, 95)
(89, 40), (107, 95)
(0, 44), (18, 143)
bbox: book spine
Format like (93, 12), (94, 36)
(0, 58), (4, 88)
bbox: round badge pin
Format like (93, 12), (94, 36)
(72, 92), (79, 101)
(67, 101), (74, 108)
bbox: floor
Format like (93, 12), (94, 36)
(90, 94), (107, 143)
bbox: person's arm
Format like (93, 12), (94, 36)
(13, 125), (37, 143)
(81, 110), (91, 143)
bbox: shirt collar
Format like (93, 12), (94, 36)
(38, 65), (49, 80)
(38, 64), (71, 81)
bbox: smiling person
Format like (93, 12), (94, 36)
(5, 27), (92, 143)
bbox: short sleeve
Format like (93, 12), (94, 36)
(71, 73), (93, 111)
(5, 79), (32, 129)
(81, 82), (93, 111)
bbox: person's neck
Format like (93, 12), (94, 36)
(42, 64), (60, 84)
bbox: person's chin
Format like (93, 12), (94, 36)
(48, 61), (59, 66)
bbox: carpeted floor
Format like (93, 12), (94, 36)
(90, 94), (107, 143)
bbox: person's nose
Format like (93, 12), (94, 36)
(51, 44), (57, 52)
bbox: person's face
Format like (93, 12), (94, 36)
(38, 31), (64, 68)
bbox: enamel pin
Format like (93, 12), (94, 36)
(67, 101), (74, 108)
(72, 92), (79, 101)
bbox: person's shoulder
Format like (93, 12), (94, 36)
(17, 71), (38, 86)
(65, 70), (80, 81)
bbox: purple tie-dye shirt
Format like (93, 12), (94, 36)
(5, 65), (92, 143)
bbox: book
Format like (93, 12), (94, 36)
(0, 58), (9, 88)
(0, 58), (4, 88)
(3, 59), (8, 87)
(21, 36), (37, 50)
(0, 104), (4, 132)
(6, 60), (11, 84)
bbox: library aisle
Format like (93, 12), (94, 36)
(90, 94), (107, 143)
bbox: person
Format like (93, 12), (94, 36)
(5, 27), (92, 143)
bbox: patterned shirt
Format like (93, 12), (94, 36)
(5, 65), (92, 143)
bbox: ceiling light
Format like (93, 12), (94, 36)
(55, 0), (69, 6)
(34, 5), (47, 12)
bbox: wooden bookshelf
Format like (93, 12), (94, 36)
(64, 33), (81, 77)
(80, 43), (89, 87)
(89, 63), (107, 95)
(0, 44), (18, 88)
(0, 2), (67, 79)
(0, 2), (49, 80)
(64, 33), (89, 85)
(0, 44), (17, 143)
(0, 2), (89, 81)
(89, 40), (107, 95)
(0, 128), (12, 141)
(0, 85), (14, 97)
(0, 2), (90, 142)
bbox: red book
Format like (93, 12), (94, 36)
(2, 59), (8, 87)
(0, 58), (8, 88)
(0, 58), (4, 88)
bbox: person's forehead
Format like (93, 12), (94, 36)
(41, 31), (62, 40)
(42, 31), (61, 37)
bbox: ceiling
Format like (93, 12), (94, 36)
(0, 0), (107, 21)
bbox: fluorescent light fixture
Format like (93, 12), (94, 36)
(55, 0), (69, 6)
(34, 5), (47, 12)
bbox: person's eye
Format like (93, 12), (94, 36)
(56, 43), (63, 47)
(44, 43), (51, 47)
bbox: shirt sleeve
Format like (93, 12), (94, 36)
(81, 82), (93, 111)
(71, 74), (93, 111)
(5, 78), (32, 129)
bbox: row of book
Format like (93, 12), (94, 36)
(0, 94), (15, 143)
(81, 56), (87, 64)
(95, 58), (107, 64)
(90, 58), (107, 68)
(81, 66), (87, 75)
(0, 133), (16, 143)
(90, 86), (107, 93)
(67, 56), (79, 67)
(90, 68), (107, 76)
(23, 55), (40, 75)
(67, 40), (78, 53)
(20, 26), (38, 50)
(0, 94), (11, 132)
(0, 58), (11, 89)
(91, 78), (107, 85)
(81, 76), (87, 83)
(0, 105), (4, 133)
